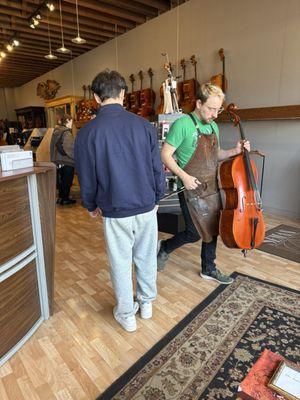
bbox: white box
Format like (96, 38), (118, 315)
(0, 145), (21, 153)
(0, 151), (33, 171)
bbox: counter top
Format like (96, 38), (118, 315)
(0, 162), (56, 182)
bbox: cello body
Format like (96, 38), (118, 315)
(219, 154), (265, 249)
(138, 88), (156, 117)
(218, 103), (265, 250)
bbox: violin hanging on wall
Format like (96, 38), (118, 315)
(218, 103), (265, 253)
(138, 68), (156, 119)
(129, 74), (140, 114)
(210, 48), (228, 93)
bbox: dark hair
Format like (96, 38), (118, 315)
(91, 69), (127, 102)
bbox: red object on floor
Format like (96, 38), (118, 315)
(237, 349), (285, 400)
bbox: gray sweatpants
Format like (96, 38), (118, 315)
(103, 208), (158, 318)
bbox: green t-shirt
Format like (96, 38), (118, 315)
(165, 112), (220, 169)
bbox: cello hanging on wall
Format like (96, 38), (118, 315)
(218, 103), (265, 254)
(138, 68), (156, 119)
(210, 48), (228, 93)
(129, 74), (140, 114)
(179, 55), (199, 113)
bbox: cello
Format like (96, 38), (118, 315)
(210, 48), (228, 93)
(218, 103), (265, 252)
(129, 74), (140, 114)
(180, 55), (199, 113)
(138, 68), (156, 118)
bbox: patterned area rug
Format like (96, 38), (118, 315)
(97, 273), (299, 400)
(258, 224), (300, 263)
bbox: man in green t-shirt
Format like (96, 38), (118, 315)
(157, 83), (250, 284)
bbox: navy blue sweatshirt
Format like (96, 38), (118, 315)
(74, 104), (165, 218)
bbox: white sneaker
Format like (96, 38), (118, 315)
(113, 302), (139, 332)
(140, 302), (152, 319)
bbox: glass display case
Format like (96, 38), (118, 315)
(15, 106), (46, 129)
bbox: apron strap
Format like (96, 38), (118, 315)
(188, 113), (202, 137)
(188, 113), (215, 137)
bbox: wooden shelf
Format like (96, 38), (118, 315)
(217, 105), (300, 122)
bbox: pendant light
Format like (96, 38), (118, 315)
(71, 0), (86, 44)
(57, 0), (71, 53)
(45, 15), (57, 60)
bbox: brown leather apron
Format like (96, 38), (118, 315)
(183, 114), (221, 242)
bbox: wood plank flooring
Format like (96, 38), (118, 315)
(0, 204), (299, 399)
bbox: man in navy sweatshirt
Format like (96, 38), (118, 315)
(74, 70), (165, 332)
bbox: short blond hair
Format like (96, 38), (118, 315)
(197, 82), (225, 103)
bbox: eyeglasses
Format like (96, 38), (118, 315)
(206, 106), (224, 115)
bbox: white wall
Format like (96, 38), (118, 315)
(0, 88), (17, 121)
(10, 0), (300, 218)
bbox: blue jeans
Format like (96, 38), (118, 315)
(163, 191), (217, 274)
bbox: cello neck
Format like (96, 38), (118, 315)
(218, 48), (226, 93)
(238, 121), (259, 196)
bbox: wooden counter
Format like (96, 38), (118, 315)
(0, 163), (56, 366)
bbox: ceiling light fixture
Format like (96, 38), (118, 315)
(45, 16), (57, 60)
(71, 0), (86, 44)
(29, 17), (40, 28)
(13, 39), (20, 47)
(0, 51), (6, 58)
(46, 2), (55, 12)
(57, 0), (71, 53)
(28, 0), (54, 30)
(6, 44), (14, 52)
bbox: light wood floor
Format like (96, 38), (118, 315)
(0, 204), (299, 400)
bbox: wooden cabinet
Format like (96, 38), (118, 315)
(0, 163), (56, 366)
(15, 106), (46, 129)
(45, 95), (82, 128)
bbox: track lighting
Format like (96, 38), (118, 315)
(13, 39), (20, 47)
(29, 17), (40, 28)
(27, 0), (54, 30)
(46, 2), (55, 11)
(6, 44), (13, 52)
(33, 17), (40, 26)
(0, 52), (6, 58)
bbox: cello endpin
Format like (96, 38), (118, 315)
(242, 249), (247, 258)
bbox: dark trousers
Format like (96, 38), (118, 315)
(57, 165), (74, 200)
(163, 191), (217, 273)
